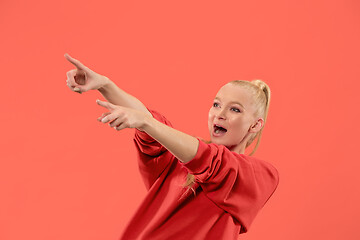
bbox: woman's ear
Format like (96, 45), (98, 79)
(249, 118), (264, 133)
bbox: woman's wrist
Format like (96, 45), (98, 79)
(98, 77), (113, 92)
(137, 113), (153, 132)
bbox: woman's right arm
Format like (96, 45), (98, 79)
(98, 80), (151, 116)
(65, 53), (151, 116)
(65, 54), (168, 189)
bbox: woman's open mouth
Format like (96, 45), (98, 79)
(213, 124), (227, 137)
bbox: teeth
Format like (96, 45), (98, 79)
(215, 129), (220, 133)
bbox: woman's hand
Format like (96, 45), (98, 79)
(96, 99), (150, 131)
(65, 53), (110, 94)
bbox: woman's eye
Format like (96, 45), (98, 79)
(213, 102), (219, 107)
(231, 107), (240, 113)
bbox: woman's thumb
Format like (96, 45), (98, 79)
(74, 85), (90, 93)
(73, 87), (82, 93)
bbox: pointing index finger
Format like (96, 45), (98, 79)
(64, 53), (88, 70)
(96, 99), (115, 110)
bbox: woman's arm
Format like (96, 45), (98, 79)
(141, 115), (199, 163)
(65, 54), (151, 116)
(66, 54), (197, 162)
(96, 100), (199, 163)
(98, 81), (151, 116)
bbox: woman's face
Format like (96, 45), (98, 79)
(208, 83), (261, 153)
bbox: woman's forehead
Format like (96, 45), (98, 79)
(216, 83), (251, 101)
(215, 83), (256, 111)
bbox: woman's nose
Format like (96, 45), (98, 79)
(216, 109), (227, 120)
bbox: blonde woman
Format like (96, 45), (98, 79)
(65, 54), (279, 239)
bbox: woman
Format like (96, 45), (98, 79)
(65, 53), (279, 239)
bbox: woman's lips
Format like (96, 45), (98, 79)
(213, 124), (227, 137)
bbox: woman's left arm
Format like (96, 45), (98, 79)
(96, 100), (199, 163)
(141, 114), (199, 163)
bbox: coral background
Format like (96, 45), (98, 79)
(1, 0), (359, 239)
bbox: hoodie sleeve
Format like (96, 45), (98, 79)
(133, 109), (175, 190)
(182, 140), (279, 233)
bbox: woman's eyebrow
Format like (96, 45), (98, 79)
(214, 97), (245, 109)
(230, 101), (245, 109)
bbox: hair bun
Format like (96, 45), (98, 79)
(251, 79), (267, 91)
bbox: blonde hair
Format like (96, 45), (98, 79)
(183, 79), (271, 193)
(230, 79), (271, 155)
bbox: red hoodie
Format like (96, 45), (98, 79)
(120, 110), (279, 240)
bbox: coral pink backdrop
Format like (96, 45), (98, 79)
(1, 0), (359, 239)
